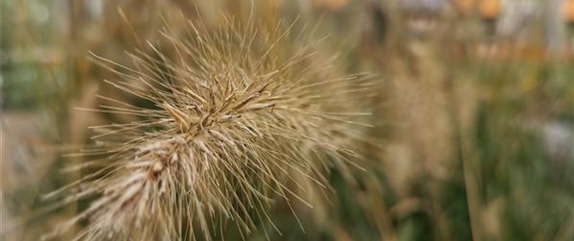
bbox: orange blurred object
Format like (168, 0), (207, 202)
(480, 0), (500, 20)
(453, 0), (500, 19)
(563, 0), (574, 22)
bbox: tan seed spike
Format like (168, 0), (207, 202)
(49, 12), (373, 241)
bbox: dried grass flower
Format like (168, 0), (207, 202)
(44, 13), (374, 240)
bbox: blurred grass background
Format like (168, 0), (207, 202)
(1, 0), (573, 240)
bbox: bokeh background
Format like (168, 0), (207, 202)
(1, 0), (573, 240)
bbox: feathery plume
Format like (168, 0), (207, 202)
(45, 13), (373, 240)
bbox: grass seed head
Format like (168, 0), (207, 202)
(47, 13), (373, 241)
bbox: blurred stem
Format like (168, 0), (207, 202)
(62, 0), (84, 238)
(438, 3), (487, 238)
(363, 174), (398, 241)
(370, 1), (458, 239)
(443, 64), (484, 241)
